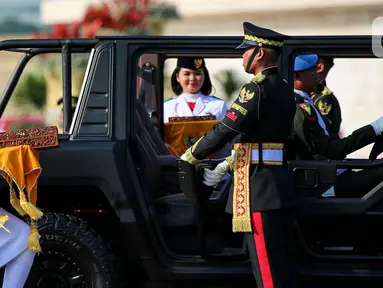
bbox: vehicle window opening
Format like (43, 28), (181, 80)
(0, 39), (96, 135)
(133, 52), (249, 260)
(289, 50), (383, 260)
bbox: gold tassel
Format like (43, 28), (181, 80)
(19, 191), (43, 220)
(28, 221), (41, 253)
(0, 214), (10, 233)
(10, 188), (26, 217)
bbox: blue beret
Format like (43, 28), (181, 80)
(294, 54), (318, 72)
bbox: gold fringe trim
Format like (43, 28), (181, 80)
(232, 217), (252, 233)
(0, 214), (10, 233)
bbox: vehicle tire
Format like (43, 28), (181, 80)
(26, 212), (122, 288)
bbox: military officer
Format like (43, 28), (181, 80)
(163, 57), (227, 123)
(181, 22), (298, 288)
(293, 53), (383, 198)
(312, 55), (342, 138)
(0, 208), (36, 287)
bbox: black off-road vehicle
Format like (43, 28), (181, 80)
(1, 34), (383, 288)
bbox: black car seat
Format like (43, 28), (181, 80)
(133, 99), (231, 227)
(135, 97), (170, 156)
(134, 99), (181, 197)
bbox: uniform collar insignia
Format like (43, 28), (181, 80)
(251, 72), (266, 84)
(251, 66), (277, 83)
(321, 85), (333, 96)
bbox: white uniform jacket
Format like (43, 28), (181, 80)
(163, 93), (227, 123)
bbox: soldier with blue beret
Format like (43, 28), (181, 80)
(312, 55), (342, 138)
(293, 53), (383, 200)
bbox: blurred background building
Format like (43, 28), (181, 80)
(42, 0), (383, 35)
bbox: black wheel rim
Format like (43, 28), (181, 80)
(26, 244), (92, 288)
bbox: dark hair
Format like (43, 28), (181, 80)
(170, 66), (213, 96)
(318, 55), (334, 68)
(263, 47), (280, 63)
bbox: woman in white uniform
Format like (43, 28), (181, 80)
(0, 208), (36, 288)
(164, 57), (228, 123)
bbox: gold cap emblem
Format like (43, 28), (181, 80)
(194, 58), (203, 69)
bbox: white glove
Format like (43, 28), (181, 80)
(370, 116), (383, 135)
(203, 160), (230, 187)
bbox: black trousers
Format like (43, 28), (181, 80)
(245, 208), (298, 288)
(335, 167), (383, 198)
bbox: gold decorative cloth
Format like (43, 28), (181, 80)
(232, 143), (284, 232)
(164, 119), (220, 156)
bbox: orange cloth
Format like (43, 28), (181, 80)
(0, 145), (43, 252)
(164, 120), (220, 156)
(0, 145), (41, 206)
